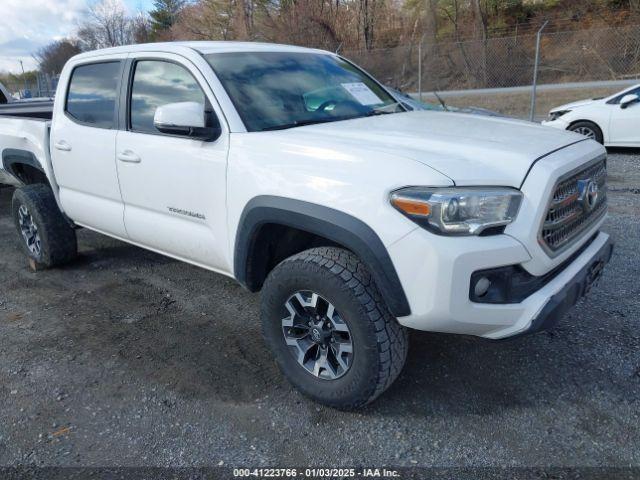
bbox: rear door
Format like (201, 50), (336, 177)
(50, 58), (127, 237)
(115, 53), (230, 271)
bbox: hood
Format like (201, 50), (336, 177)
(277, 111), (585, 187)
(550, 98), (599, 112)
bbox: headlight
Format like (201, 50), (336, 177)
(549, 110), (571, 121)
(390, 187), (522, 236)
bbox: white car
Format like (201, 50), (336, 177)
(542, 84), (640, 146)
(0, 42), (613, 408)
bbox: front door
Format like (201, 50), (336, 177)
(115, 54), (230, 271)
(609, 87), (640, 146)
(50, 58), (127, 237)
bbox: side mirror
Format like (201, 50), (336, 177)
(154, 101), (221, 141)
(620, 94), (639, 109)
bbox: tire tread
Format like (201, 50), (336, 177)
(12, 184), (77, 268)
(271, 246), (408, 408)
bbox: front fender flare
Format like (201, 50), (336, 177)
(234, 196), (411, 318)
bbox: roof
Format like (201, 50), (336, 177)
(72, 41), (331, 61)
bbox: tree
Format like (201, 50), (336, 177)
(77, 0), (135, 50)
(359, 0), (379, 50)
(34, 40), (82, 74)
(471, 0), (489, 86)
(171, 1), (236, 40)
(471, 0), (489, 41)
(132, 12), (152, 44)
(259, 0), (347, 50)
(150, 0), (187, 38)
(171, 0), (272, 42)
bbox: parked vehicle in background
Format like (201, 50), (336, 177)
(543, 84), (640, 147)
(0, 42), (613, 409)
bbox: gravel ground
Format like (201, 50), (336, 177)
(0, 151), (639, 470)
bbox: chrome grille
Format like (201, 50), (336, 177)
(540, 158), (607, 255)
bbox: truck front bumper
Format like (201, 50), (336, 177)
(541, 119), (570, 131)
(387, 229), (613, 339)
(514, 234), (613, 337)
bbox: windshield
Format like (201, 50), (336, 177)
(205, 51), (403, 132)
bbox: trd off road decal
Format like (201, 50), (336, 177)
(167, 207), (206, 220)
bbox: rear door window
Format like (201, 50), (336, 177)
(66, 62), (121, 128)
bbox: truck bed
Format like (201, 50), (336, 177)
(0, 116), (51, 186)
(0, 99), (54, 120)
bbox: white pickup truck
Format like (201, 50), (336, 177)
(0, 42), (613, 408)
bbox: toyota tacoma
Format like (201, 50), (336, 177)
(0, 42), (613, 408)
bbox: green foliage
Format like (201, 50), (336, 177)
(150, 0), (187, 38)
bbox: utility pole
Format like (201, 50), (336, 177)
(529, 21), (549, 122)
(19, 60), (27, 99)
(418, 34), (426, 102)
(418, 41), (422, 102)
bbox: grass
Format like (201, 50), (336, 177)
(420, 86), (624, 120)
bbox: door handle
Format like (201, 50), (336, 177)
(117, 150), (141, 163)
(54, 140), (72, 152)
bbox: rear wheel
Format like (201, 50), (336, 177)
(261, 247), (408, 409)
(12, 184), (77, 270)
(569, 121), (603, 144)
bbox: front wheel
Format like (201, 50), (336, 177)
(261, 247), (408, 409)
(569, 121), (604, 144)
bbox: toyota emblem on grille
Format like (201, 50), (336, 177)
(578, 179), (599, 212)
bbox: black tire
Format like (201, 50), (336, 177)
(569, 121), (604, 144)
(261, 247), (408, 409)
(12, 184), (77, 269)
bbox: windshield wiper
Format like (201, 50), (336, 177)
(365, 109), (394, 117)
(261, 118), (341, 131)
(261, 103), (405, 131)
(433, 91), (449, 112)
(365, 101), (404, 116)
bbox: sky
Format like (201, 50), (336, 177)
(0, 0), (155, 73)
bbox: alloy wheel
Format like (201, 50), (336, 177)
(281, 291), (353, 380)
(573, 126), (596, 140)
(17, 204), (42, 257)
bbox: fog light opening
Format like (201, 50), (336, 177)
(474, 277), (492, 298)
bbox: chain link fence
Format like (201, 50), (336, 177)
(343, 25), (640, 120)
(2, 73), (58, 100)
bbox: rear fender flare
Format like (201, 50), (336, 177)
(2, 148), (44, 180)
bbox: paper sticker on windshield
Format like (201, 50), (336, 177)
(341, 82), (382, 106)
